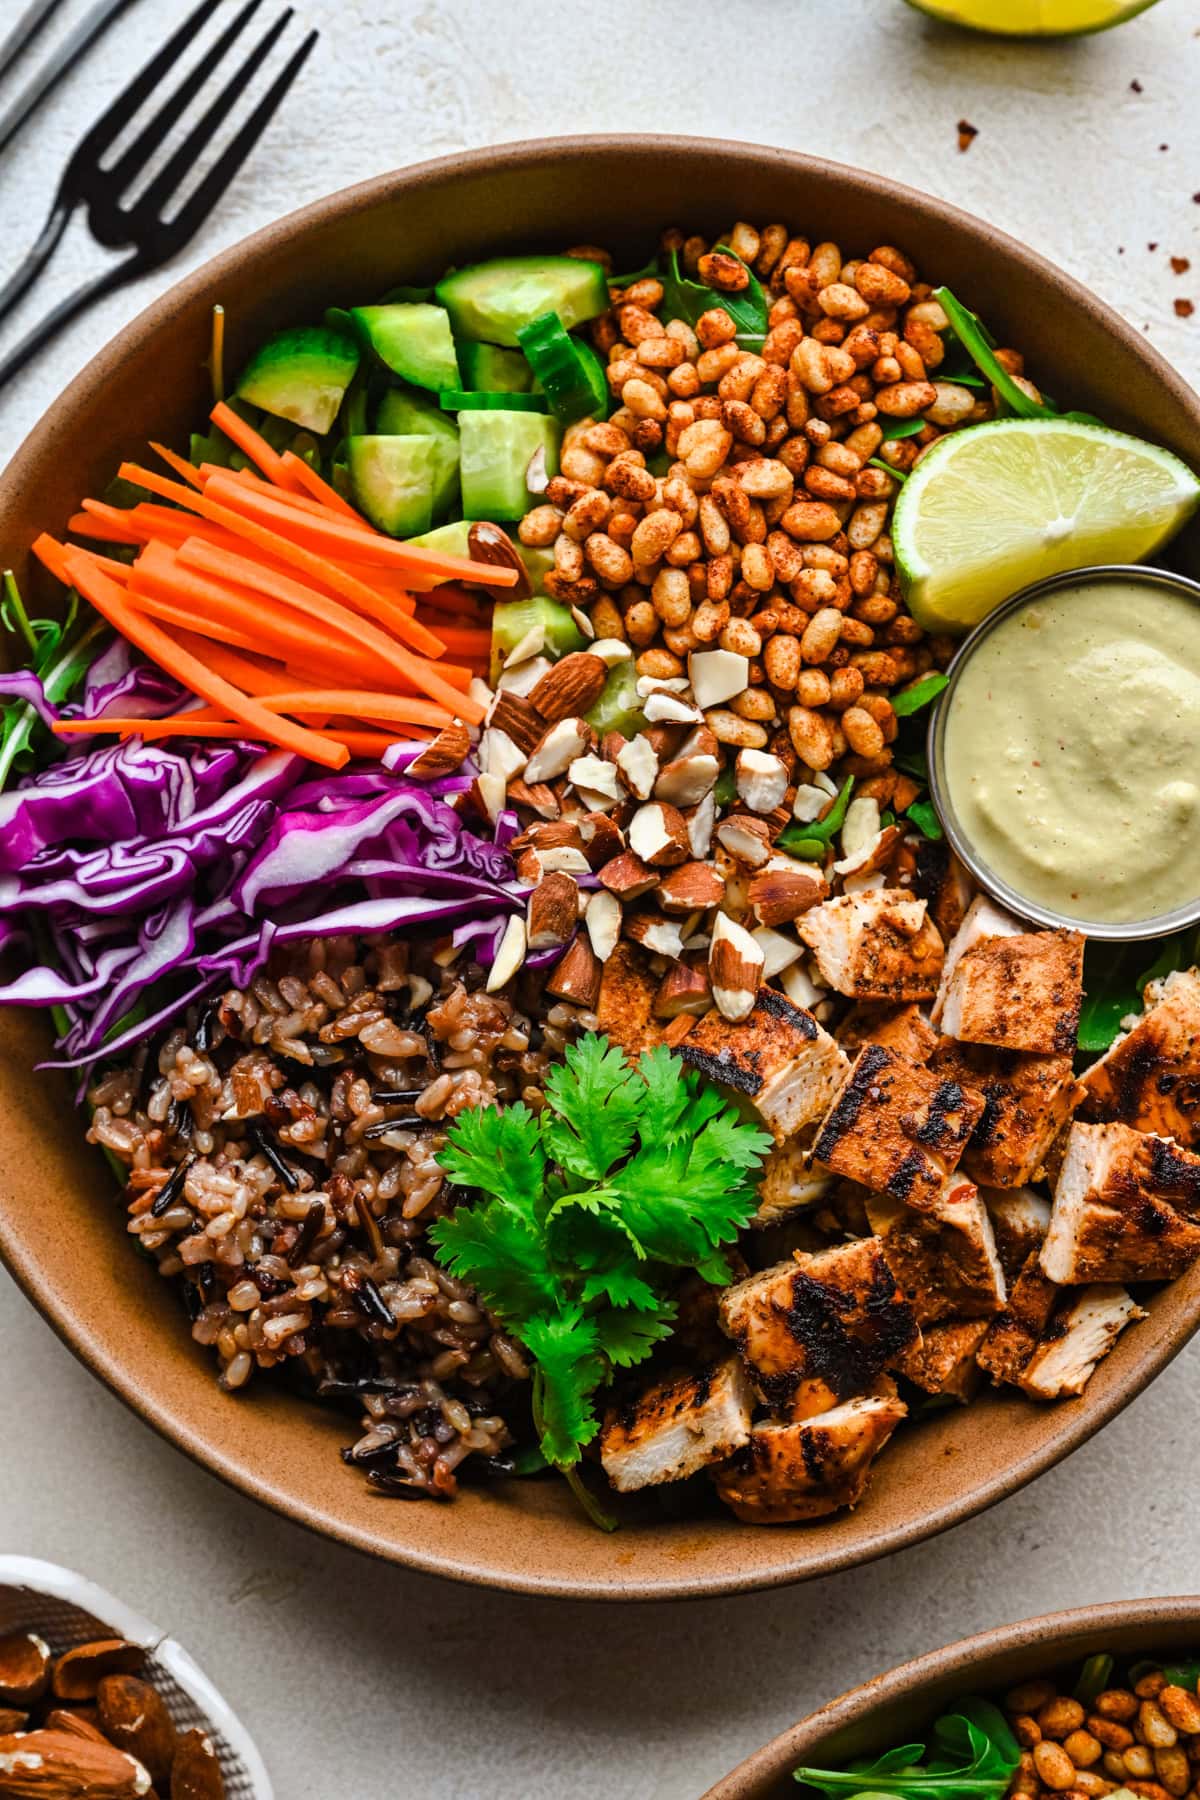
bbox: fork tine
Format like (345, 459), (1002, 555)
(135, 11), (306, 226)
(67, 0), (223, 165)
(164, 27), (318, 242)
(104, 0), (266, 199)
(0, 0), (67, 87)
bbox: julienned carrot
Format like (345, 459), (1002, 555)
(209, 400), (300, 491)
(52, 716), (427, 753)
(150, 441), (205, 489)
(280, 450), (365, 522)
(432, 624), (492, 660)
(49, 542), (349, 770)
(257, 689), (454, 728)
(169, 632), (298, 697)
(118, 461), (456, 668)
(68, 509), (139, 543)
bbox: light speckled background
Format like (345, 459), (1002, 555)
(1, 3), (1198, 1796)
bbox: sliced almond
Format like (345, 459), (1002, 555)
(643, 691), (703, 725)
(489, 689), (545, 756)
(663, 1012), (698, 1047)
(170, 1728), (225, 1800)
(480, 726), (527, 782)
(792, 781), (831, 824)
(544, 934), (602, 1008)
(684, 791), (717, 859)
(746, 862), (827, 925)
(471, 772), (506, 825)
(578, 811), (625, 868)
(529, 652), (608, 721)
(515, 848), (545, 885)
(568, 754), (620, 801)
(734, 748), (789, 814)
(486, 916), (527, 993)
(689, 648), (749, 710)
(570, 605), (595, 640)
(656, 861), (725, 915)
(585, 889), (623, 962)
(525, 717), (591, 784)
(624, 913), (685, 959)
(497, 654), (553, 697)
(589, 637), (633, 667)
(510, 820), (585, 855)
(628, 801), (690, 868)
(0, 1728), (152, 1797)
(655, 751), (719, 809)
(636, 675), (690, 697)
(752, 924), (804, 977)
(97, 1674), (177, 1789)
(653, 961), (713, 1019)
(0, 1635), (50, 1710)
(507, 778), (561, 819)
(708, 912), (764, 1021)
(52, 1642), (144, 1704)
(539, 846), (593, 874)
(503, 624), (545, 669)
(675, 724), (721, 761)
(527, 873), (580, 949)
(616, 735), (659, 801)
(598, 849), (659, 900)
(780, 960), (826, 1009)
(715, 814), (773, 868)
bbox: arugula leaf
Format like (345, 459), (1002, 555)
(1073, 1653), (1114, 1705)
(891, 673), (949, 718)
(1076, 930), (1198, 1055)
(1, 573), (107, 793)
(934, 287), (1102, 427)
(880, 415), (927, 441)
(795, 1698), (1019, 1798)
(1163, 1656), (1200, 1688)
(776, 776), (855, 859)
(661, 246), (768, 349)
(904, 798), (943, 841)
(869, 456), (907, 483)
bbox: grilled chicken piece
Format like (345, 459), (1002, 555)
(929, 1037), (1085, 1189)
(983, 1187), (1052, 1282)
(679, 987), (848, 1143)
(1040, 1121), (1200, 1284)
(976, 1253), (1062, 1386)
(839, 1002), (938, 1065)
(938, 926), (1085, 1056)
(811, 1044), (985, 1212)
(795, 889), (945, 1002)
(599, 1358), (753, 1492)
(755, 1131), (834, 1226)
(1018, 1284), (1146, 1401)
(867, 1179), (1007, 1323)
(932, 895), (1025, 1027)
(1081, 967), (1200, 1148)
(596, 941), (665, 1059)
(718, 1236), (916, 1414)
(913, 838), (975, 943)
(893, 1318), (989, 1401)
(714, 1393), (907, 1523)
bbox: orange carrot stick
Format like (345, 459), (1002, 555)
(209, 400), (300, 490)
(67, 508), (140, 544)
(257, 689), (455, 728)
(150, 441), (206, 489)
(47, 542), (349, 769)
(280, 450), (366, 522)
(52, 716), (425, 753)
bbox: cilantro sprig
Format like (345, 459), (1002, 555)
(431, 1034), (772, 1525)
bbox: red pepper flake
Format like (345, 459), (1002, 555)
(1148, 241), (1159, 251)
(1159, 143), (1169, 151)
(1175, 298), (1195, 318)
(956, 118), (979, 152)
(1171, 256), (1191, 274)
(1130, 78), (1143, 92)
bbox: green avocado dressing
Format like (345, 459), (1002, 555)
(942, 578), (1200, 925)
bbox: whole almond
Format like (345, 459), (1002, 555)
(42, 1712), (109, 1744)
(0, 1635), (50, 1709)
(52, 1642), (144, 1704)
(170, 1728), (225, 1800)
(528, 652), (608, 721)
(467, 521), (532, 598)
(0, 1727), (151, 1797)
(97, 1675), (177, 1787)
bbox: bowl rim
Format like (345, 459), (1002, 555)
(3, 132), (1200, 1600)
(702, 1594), (1200, 1798)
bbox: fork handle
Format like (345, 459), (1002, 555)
(0, 200), (72, 327)
(0, 249), (148, 394)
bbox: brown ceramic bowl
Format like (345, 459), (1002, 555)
(2, 135), (1199, 1600)
(703, 1596), (1200, 1799)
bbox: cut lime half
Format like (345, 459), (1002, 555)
(893, 417), (1200, 634)
(903, 0), (1159, 35)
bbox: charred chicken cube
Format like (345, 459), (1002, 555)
(929, 1036), (1085, 1189)
(1040, 1121), (1200, 1284)
(1081, 966), (1200, 1149)
(932, 895), (1025, 1026)
(599, 1358), (754, 1493)
(596, 941), (665, 1059)
(679, 987), (848, 1143)
(838, 1002), (938, 1065)
(754, 1131), (834, 1226)
(713, 1392), (907, 1523)
(795, 889), (945, 1002)
(1018, 1283), (1146, 1401)
(976, 1253), (1062, 1387)
(811, 1044), (986, 1213)
(937, 925), (1085, 1056)
(867, 1178), (1007, 1323)
(983, 1186), (1052, 1281)
(892, 1318), (990, 1401)
(913, 838), (975, 943)
(718, 1236), (916, 1415)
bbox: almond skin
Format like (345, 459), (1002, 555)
(0, 1636), (50, 1710)
(489, 690), (545, 756)
(654, 962), (713, 1019)
(97, 1675), (177, 1788)
(528, 652), (608, 721)
(51, 1643), (144, 1705)
(656, 861), (725, 915)
(526, 873), (580, 949)
(544, 934), (602, 1009)
(0, 1727), (151, 1797)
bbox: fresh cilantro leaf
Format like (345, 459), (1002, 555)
(634, 1043), (696, 1143)
(525, 1308), (603, 1467)
(578, 1264), (663, 1312)
(891, 673), (949, 717)
(592, 1303), (677, 1368)
(541, 1033), (642, 1179)
(428, 1202), (559, 1321)
(436, 1101), (545, 1219)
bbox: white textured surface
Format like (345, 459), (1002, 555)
(1, 3), (1199, 1798)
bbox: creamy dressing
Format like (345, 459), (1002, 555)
(942, 578), (1200, 925)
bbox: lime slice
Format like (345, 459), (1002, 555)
(893, 417), (1200, 634)
(903, 0), (1158, 34)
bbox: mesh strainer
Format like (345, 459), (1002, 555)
(0, 1556), (272, 1798)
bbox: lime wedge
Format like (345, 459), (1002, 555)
(893, 417), (1200, 634)
(903, 0), (1158, 34)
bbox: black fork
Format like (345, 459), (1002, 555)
(0, 0), (317, 392)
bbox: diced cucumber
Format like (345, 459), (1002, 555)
(439, 390), (548, 413)
(405, 519), (473, 556)
(459, 410), (560, 521)
(346, 436), (438, 537)
(236, 325), (360, 435)
(437, 255), (610, 348)
(490, 597), (587, 682)
(457, 341), (533, 392)
(517, 543), (555, 594)
(586, 658), (645, 738)
(517, 311), (608, 424)
(349, 303), (459, 391)
(375, 389), (460, 519)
